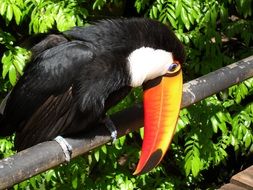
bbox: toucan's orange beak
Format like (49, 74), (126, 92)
(133, 63), (183, 175)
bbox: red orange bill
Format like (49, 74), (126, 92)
(133, 68), (183, 175)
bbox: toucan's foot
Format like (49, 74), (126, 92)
(54, 136), (73, 162)
(102, 116), (117, 142)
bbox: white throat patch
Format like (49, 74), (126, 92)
(128, 47), (174, 87)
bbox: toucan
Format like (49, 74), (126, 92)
(0, 18), (185, 175)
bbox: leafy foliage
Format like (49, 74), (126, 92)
(0, 0), (252, 189)
(1, 47), (30, 85)
(28, 0), (88, 33)
(0, 136), (15, 158)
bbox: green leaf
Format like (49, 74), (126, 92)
(185, 138), (194, 146)
(210, 7), (217, 26)
(94, 150), (99, 162)
(88, 154), (92, 165)
(2, 47), (29, 84)
(140, 127), (144, 139)
(185, 148), (193, 160)
(0, 1), (7, 16)
(181, 8), (190, 30)
(220, 4), (228, 22)
(175, 0), (182, 17)
(45, 170), (55, 182)
(119, 136), (126, 146)
(167, 14), (177, 28)
(191, 156), (201, 177)
(128, 132), (133, 138)
(13, 59), (23, 75)
(211, 116), (218, 133)
(29, 176), (37, 189)
(72, 175), (78, 189)
(230, 135), (237, 146)
(187, 12), (195, 25)
(152, 6), (158, 18)
(12, 4), (22, 25)
(101, 145), (107, 154)
(167, 4), (176, 17)
(9, 64), (17, 85)
(6, 4), (13, 22)
(157, 3), (163, 12)
(243, 131), (252, 148)
(184, 157), (191, 176)
(2, 51), (12, 79)
(218, 122), (228, 134)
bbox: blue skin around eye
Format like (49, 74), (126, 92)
(168, 63), (178, 71)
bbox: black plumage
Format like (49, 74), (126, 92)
(0, 18), (185, 151)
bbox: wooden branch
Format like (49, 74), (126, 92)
(0, 55), (253, 189)
(219, 165), (253, 189)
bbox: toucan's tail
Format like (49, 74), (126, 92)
(30, 34), (69, 57)
(0, 114), (6, 136)
(0, 113), (3, 128)
(0, 115), (14, 137)
(0, 92), (15, 137)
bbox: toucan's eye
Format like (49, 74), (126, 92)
(168, 63), (178, 72)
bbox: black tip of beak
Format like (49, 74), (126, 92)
(134, 149), (163, 175)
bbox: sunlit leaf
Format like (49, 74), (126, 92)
(8, 64), (17, 85)
(0, 1), (7, 16)
(6, 4), (13, 22)
(12, 4), (21, 24)
(72, 175), (78, 189)
(181, 8), (190, 30)
(191, 156), (201, 177)
(211, 116), (218, 133)
(94, 150), (99, 162)
(175, 0), (182, 17)
(101, 145), (107, 154)
(140, 127), (144, 139)
(2, 51), (12, 79)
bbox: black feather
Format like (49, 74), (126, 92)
(0, 18), (185, 150)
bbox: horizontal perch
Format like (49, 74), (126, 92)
(0, 55), (253, 189)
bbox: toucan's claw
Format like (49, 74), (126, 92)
(102, 116), (118, 143)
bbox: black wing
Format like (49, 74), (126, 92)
(1, 40), (93, 146)
(1, 36), (131, 150)
(3, 41), (93, 125)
